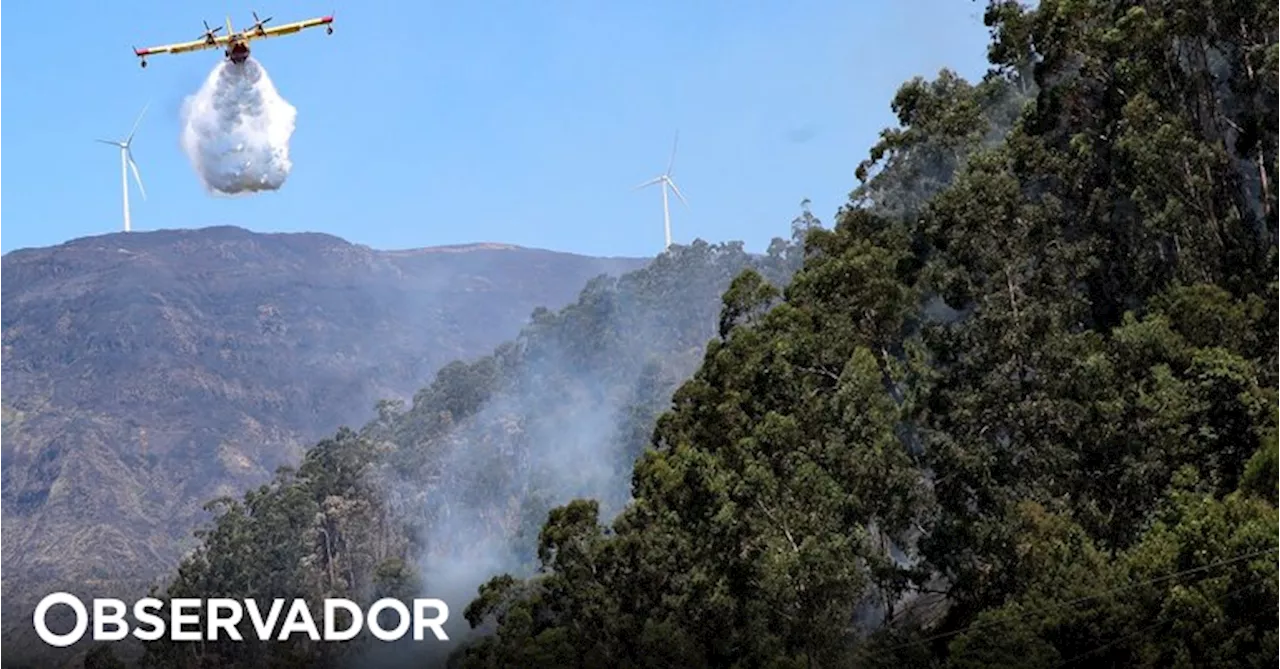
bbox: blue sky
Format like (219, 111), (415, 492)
(1, 1), (993, 258)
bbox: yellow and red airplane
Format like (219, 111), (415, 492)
(133, 11), (334, 68)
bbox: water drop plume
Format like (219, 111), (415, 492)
(180, 57), (297, 195)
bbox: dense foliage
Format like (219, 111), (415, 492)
(130, 235), (807, 668)
(457, 1), (1279, 667)
(119, 1), (1277, 667)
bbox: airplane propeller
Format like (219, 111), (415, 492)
(250, 11), (273, 33)
(199, 20), (223, 41)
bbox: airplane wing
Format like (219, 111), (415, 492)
(135, 35), (228, 58)
(243, 15), (334, 43)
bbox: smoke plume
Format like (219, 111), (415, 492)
(180, 58), (297, 195)
(355, 246), (773, 667)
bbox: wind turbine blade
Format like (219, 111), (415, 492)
(632, 176), (663, 190)
(94, 139), (121, 146)
(128, 153), (147, 201)
(666, 131), (680, 175)
(126, 102), (150, 144)
(667, 178), (688, 206)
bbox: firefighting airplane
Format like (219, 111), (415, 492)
(133, 12), (334, 68)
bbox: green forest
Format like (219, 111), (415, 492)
(96, 1), (1280, 667)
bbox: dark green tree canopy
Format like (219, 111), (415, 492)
(142, 2), (1277, 667)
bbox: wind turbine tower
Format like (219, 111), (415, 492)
(96, 104), (149, 232)
(634, 132), (688, 250)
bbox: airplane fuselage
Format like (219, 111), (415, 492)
(226, 39), (251, 64)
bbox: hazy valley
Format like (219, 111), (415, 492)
(0, 225), (648, 639)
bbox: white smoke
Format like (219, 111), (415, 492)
(180, 57), (297, 195)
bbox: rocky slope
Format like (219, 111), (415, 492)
(0, 225), (648, 633)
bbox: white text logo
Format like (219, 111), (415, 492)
(33, 593), (449, 647)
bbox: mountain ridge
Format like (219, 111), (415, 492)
(1, 226), (643, 261)
(0, 224), (653, 648)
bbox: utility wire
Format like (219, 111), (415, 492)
(857, 545), (1278, 660)
(1051, 579), (1264, 667)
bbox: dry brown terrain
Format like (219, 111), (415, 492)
(0, 225), (648, 650)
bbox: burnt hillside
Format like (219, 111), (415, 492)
(0, 225), (648, 642)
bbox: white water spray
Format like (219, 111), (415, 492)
(180, 58), (297, 195)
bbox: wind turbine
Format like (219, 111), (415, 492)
(634, 132), (688, 250)
(95, 103), (149, 233)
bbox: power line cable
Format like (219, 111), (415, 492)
(857, 545), (1278, 660)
